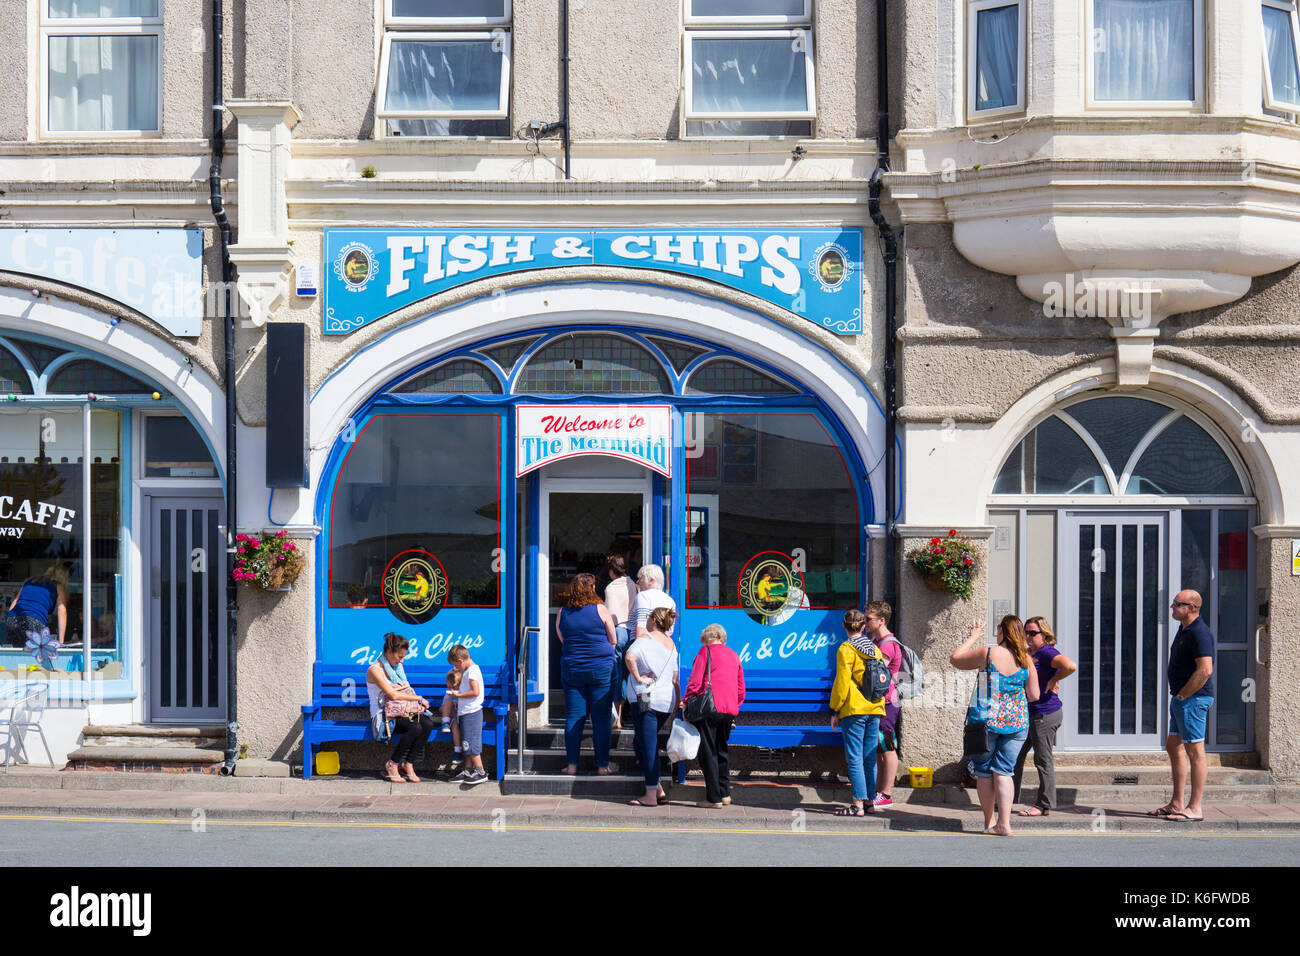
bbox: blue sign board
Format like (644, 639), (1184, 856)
(323, 228), (864, 335)
(0, 228), (204, 337)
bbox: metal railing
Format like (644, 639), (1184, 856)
(516, 625), (541, 775)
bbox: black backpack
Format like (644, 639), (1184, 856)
(857, 646), (892, 704)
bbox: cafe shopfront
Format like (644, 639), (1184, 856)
(308, 228), (884, 719)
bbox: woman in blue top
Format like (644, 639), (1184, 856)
(555, 573), (618, 775)
(950, 615), (1040, 836)
(7, 564), (69, 648)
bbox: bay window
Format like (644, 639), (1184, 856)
(376, 0), (512, 137)
(41, 0), (161, 135)
(683, 1), (816, 136)
(1088, 0), (1203, 108)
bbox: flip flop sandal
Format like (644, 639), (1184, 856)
(1017, 807), (1048, 817)
(1165, 812), (1204, 822)
(1146, 806), (1179, 817)
(629, 798), (659, 807)
(834, 805), (866, 817)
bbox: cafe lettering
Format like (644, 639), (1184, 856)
(0, 497), (75, 533)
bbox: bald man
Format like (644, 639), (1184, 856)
(1151, 589), (1215, 822)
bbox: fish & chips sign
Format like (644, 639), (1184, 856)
(324, 228), (863, 335)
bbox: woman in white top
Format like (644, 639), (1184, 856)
(625, 605), (680, 807)
(604, 554), (638, 730)
(365, 632), (432, 783)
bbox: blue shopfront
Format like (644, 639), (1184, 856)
(309, 228), (883, 772)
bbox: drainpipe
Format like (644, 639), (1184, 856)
(210, 0), (239, 773)
(867, 0), (900, 621)
(537, 0), (571, 179)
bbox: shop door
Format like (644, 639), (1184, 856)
(146, 494), (227, 723)
(1059, 513), (1168, 750)
(538, 477), (652, 718)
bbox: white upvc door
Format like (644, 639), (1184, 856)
(1059, 512), (1169, 750)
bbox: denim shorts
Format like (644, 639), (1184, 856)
(971, 729), (1028, 778)
(458, 710), (484, 756)
(1169, 693), (1213, 744)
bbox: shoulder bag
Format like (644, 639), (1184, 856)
(684, 646), (718, 723)
(961, 649), (994, 757)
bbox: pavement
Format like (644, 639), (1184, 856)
(1, 767), (1298, 832)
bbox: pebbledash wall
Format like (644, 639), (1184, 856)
(2, 0), (1300, 783)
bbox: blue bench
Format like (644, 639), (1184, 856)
(301, 663), (512, 780)
(675, 670), (841, 781)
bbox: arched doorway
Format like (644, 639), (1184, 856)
(314, 317), (874, 715)
(987, 392), (1255, 751)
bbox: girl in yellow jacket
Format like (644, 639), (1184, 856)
(830, 609), (887, 816)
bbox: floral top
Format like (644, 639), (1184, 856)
(969, 659), (1029, 734)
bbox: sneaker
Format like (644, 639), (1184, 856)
(441, 720), (452, 732)
(464, 769), (489, 786)
(451, 768), (472, 783)
(873, 794), (893, 808)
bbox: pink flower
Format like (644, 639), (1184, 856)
(286, 542), (296, 551)
(276, 530), (287, 538)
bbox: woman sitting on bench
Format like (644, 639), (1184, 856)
(367, 632), (433, 783)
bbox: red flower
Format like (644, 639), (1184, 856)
(948, 529), (958, 536)
(930, 537), (942, 545)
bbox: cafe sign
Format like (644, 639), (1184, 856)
(516, 405), (672, 477)
(323, 228), (864, 335)
(0, 497), (75, 538)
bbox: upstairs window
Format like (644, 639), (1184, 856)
(683, 1), (816, 136)
(1087, 0), (1203, 108)
(376, 1), (511, 137)
(968, 0), (1026, 120)
(41, 1), (161, 136)
(1263, 1), (1300, 113)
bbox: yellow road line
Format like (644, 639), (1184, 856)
(0, 812), (1293, 837)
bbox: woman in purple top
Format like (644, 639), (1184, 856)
(1012, 616), (1077, 816)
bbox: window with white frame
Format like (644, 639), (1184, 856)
(40, 1), (161, 135)
(968, 0), (1026, 119)
(1088, 0), (1203, 108)
(376, 1), (511, 137)
(683, 1), (816, 136)
(1263, 1), (1300, 114)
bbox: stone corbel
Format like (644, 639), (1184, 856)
(226, 99), (301, 327)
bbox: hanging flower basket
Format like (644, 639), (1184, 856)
(233, 530), (304, 591)
(906, 529), (980, 601)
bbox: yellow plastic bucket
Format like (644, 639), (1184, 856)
(908, 766), (934, 789)
(315, 751), (341, 776)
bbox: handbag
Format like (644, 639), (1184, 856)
(684, 646), (718, 723)
(384, 683), (424, 720)
(961, 649), (993, 758)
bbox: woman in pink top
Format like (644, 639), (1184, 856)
(603, 555), (638, 730)
(682, 623), (746, 808)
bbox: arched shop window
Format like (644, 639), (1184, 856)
(686, 412), (861, 610)
(328, 414), (501, 607)
(0, 334), (206, 681)
(684, 358), (797, 395)
(514, 334), (672, 394)
(393, 358), (502, 394)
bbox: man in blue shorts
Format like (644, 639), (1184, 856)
(1152, 589), (1215, 822)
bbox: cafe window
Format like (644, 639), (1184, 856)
(685, 411), (860, 609)
(683, 0), (816, 136)
(47, 359), (151, 394)
(0, 407), (124, 678)
(328, 413), (501, 607)
(41, 0), (162, 136)
(376, 0), (512, 137)
(143, 415), (218, 478)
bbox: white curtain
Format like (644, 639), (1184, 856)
(48, 35), (158, 131)
(1263, 5), (1300, 109)
(690, 1), (805, 15)
(48, 0), (158, 17)
(691, 36), (808, 115)
(1093, 0), (1195, 101)
(389, 0), (506, 18)
(975, 4), (1020, 111)
(385, 39), (503, 113)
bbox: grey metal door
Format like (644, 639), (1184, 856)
(147, 495), (226, 723)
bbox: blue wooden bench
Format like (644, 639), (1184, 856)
(675, 670), (842, 781)
(301, 663), (512, 780)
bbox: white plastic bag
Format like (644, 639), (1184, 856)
(667, 718), (701, 763)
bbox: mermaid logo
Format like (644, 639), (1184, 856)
(809, 241), (853, 293)
(334, 241), (377, 293)
(738, 551), (806, 625)
(382, 550), (448, 625)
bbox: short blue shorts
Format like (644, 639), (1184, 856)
(1169, 693), (1213, 744)
(458, 710), (484, 756)
(971, 729), (1027, 778)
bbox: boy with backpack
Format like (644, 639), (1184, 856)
(866, 601), (926, 808)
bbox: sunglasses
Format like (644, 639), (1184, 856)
(1024, 629), (1041, 636)
(1171, 601), (1197, 609)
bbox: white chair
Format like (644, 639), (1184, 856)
(1, 683), (55, 771)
